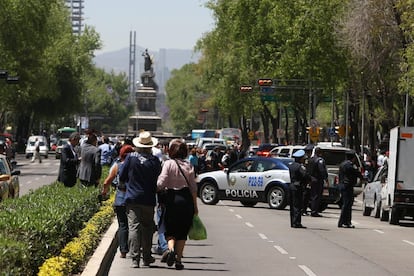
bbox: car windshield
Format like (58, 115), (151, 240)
(30, 141), (45, 146)
(0, 159), (8, 174)
(320, 149), (356, 167)
(58, 139), (68, 146)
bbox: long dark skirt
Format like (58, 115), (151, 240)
(164, 187), (194, 240)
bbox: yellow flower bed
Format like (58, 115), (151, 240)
(38, 194), (115, 276)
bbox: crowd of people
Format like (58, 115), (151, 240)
(57, 131), (209, 270)
(56, 130), (387, 269)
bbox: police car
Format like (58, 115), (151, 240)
(197, 156), (291, 209)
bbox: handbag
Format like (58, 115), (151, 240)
(188, 215), (207, 240)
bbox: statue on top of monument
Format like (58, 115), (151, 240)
(142, 48), (153, 72)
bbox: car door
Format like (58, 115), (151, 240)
(226, 159), (260, 199)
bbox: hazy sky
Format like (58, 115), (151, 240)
(83, 0), (214, 54)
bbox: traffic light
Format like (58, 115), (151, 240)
(239, 85), (253, 93)
(258, 79), (273, 86)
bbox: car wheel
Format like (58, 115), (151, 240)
(240, 201), (257, 207)
(373, 199), (381, 218)
(380, 207), (389, 221)
(389, 207), (400, 225)
(267, 186), (287, 210)
(362, 202), (372, 216)
(200, 181), (219, 205)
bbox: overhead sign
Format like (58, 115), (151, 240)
(260, 86), (275, 93)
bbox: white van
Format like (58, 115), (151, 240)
(25, 135), (48, 159)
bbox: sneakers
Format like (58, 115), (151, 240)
(131, 259), (139, 268)
(166, 250), (176, 267)
(142, 256), (155, 266)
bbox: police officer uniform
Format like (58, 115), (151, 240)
(288, 150), (310, 228)
(309, 147), (328, 217)
(337, 151), (364, 228)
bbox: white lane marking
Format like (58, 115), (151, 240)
(42, 175), (46, 178)
(274, 245), (288, 255)
(374, 229), (384, 234)
(26, 181), (32, 184)
(245, 222), (254, 228)
(289, 256), (296, 260)
(235, 214), (243, 219)
(229, 209), (234, 212)
(403, 240), (414, 246)
(258, 233), (267, 240)
(298, 265), (317, 276)
(35, 178), (40, 181)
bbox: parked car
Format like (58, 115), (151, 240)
(25, 135), (48, 159)
(196, 156), (291, 209)
(0, 154), (20, 201)
(55, 138), (69, 159)
(270, 145), (304, 158)
(195, 137), (226, 149)
(362, 165), (387, 218)
(255, 143), (279, 157)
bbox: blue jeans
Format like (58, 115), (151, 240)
(156, 205), (168, 253)
(127, 203), (155, 261)
(114, 205), (128, 254)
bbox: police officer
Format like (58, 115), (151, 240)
(302, 144), (314, 215)
(309, 147), (328, 217)
(288, 150), (310, 228)
(338, 151), (365, 228)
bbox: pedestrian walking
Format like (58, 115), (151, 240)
(308, 147), (328, 217)
(119, 131), (162, 268)
(157, 139), (199, 270)
(58, 132), (81, 187)
(77, 133), (102, 187)
(288, 149), (310, 228)
(338, 151), (365, 228)
(102, 144), (134, 258)
(31, 138), (42, 163)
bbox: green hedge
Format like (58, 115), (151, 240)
(0, 182), (103, 276)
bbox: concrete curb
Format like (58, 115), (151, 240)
(81, 218), (118, 276)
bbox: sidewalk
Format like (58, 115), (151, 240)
(81, 218), (118, 276)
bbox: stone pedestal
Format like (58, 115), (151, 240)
(128, 72), (162, 134)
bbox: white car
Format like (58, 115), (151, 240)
(362, 165), (387, 218)
(25, 135), (48, 159)
(197, 156), (292, 209)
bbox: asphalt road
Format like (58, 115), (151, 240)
(107, 195), (414, 276)
(14, 153), (60, 196)
(12, 154), (414, 275)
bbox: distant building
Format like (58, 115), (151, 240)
(65, 0), (84, 35)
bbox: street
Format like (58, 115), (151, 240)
(11, 154), (414, 275)
(14, 153), (60, 196)
(107, 196), (414, 276)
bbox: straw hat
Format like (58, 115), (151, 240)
(132, 131), (158, 148)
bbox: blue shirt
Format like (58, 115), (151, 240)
(119, 151), (162, 206)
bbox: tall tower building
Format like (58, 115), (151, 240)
(65, 0), (84, 35)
